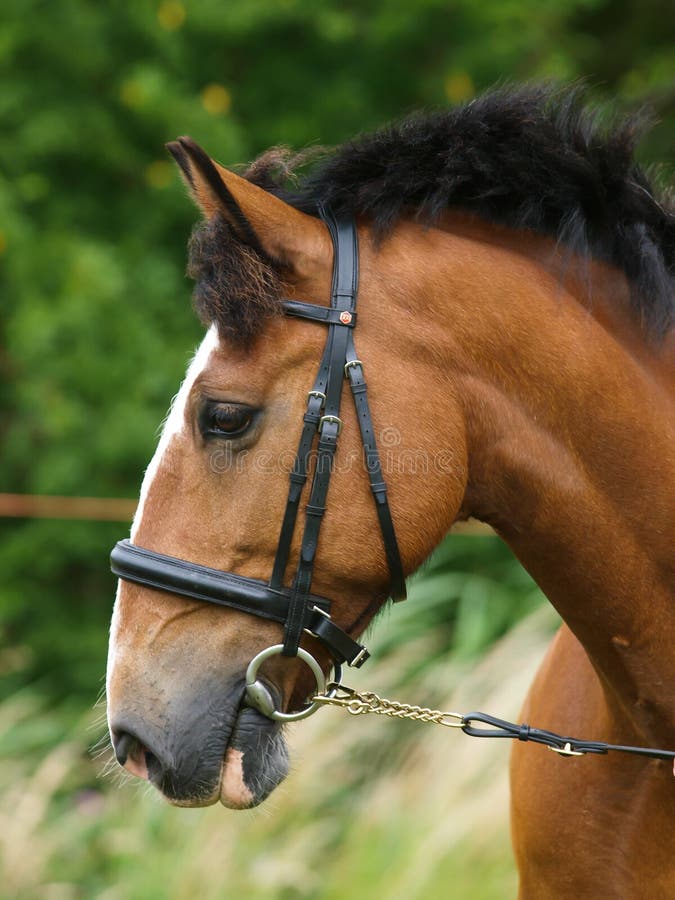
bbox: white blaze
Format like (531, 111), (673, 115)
(107, 326), (219, 707)
(131, 325), (219, 539)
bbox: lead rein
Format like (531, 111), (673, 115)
(312, 683), (675, 762)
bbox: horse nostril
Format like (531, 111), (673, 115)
(112, 730), (133, 765)
(111, 729), (151, 780)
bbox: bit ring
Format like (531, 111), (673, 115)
(245, 644), (341, 722)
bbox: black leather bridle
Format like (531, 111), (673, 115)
(111, 206), (405, 716)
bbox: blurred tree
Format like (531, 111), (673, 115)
(0, 0), (671, 699)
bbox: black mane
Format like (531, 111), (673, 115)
(248, 84), (674, 339)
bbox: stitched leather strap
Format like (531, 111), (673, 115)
(111, 539), (369, 666)
(460, 711), (675, 761)
(268, 354), (334, 592)
(284, 300), (357, 327)
(281, 208), (359, 656)
(344, 333), (406, 601)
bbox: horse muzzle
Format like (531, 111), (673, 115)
(109, 676), (289, 809)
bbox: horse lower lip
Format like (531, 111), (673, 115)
(220, 706), (290, 808)
(220, 746), (255, 808)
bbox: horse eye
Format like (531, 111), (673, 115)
(202, 402), (254, 438)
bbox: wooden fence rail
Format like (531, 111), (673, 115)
(0, 493), (137, 522)
(0, 493), (493, 535)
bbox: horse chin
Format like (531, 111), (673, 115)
(219, 706), (289, 809)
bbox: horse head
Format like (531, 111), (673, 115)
(106, 138), (469, 808)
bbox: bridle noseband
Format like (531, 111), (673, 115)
(111, 205), (405, 720)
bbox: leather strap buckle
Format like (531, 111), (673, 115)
(319, 415), (343, 435)
(344, 359), (363, 377)
(307, 390), (326, 406)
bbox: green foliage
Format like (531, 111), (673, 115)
(383, 537), (542, 660)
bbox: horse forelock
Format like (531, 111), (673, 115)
(187, 214), (284, 348)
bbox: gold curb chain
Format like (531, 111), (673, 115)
(313, 684), (466, 728)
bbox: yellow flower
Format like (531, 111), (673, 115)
(157, 1), (185, 31)
(201, 84), (232, 116)
(444, 72), (474, 103)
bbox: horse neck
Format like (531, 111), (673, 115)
(396, 217), (675, 742)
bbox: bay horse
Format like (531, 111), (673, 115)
(106, 86), (674, 897)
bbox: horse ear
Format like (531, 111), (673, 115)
(166, 136), (329, 273)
